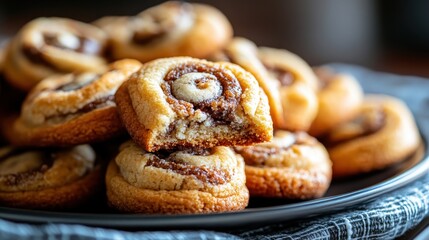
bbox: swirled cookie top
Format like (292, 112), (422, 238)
(127, 57), (263, 133)
(20, 17), (107, 69)
(162, 62), (242, 122)
(235, 131), (326, 169)
(115, 141), (241, 191)
(323, 103), (386, 146)
(21, 59), (142, 126)
(0, 145), (95, 192)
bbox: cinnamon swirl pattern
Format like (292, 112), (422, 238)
(258, 45), (319, 131)
(115, 57), (273, 152)
(213, 38), (318, 131)
(3, 17), (108, 91)
(0, 145), (101, 209)
(309, 67), (363, 136)
(235, 131), (332, 199)
(324, 95), (420, 177)
(95, 1), (232, 63)
(106, 141), (249, 213)
(3, 59), (142, 147)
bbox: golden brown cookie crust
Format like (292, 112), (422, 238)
(0, 145), (102, 210)
(245, 167), (330, 199)
(115, 57), (273, 152)
(98, 1), (233, 62)
(4, 59), (142, 147)
(235, 131), (332, 199)
(106, 142), (249, 214)
(325, 95), (420, 177)
(3, 17), (108, 91)
(309, 67), (364, 136)
(4, 109), (122, 147)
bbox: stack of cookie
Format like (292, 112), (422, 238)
(0, 0), (421, 214)
(108, 57), (273, 213)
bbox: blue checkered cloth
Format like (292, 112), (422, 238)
(1, 65), (429, 239)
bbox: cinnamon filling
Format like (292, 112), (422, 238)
(54, 73), (100, 92)
(132, 29), (167, 45)
(44, 95), (115, 122)
(43, 33), (102, 55)
(132, 1), (189, 45)
(0, 149), (54, 186)
(22, 32), (103, 69)
(22, 45), (66, 72)
(266, 66), (295, 86)
(0, 145), (95, 193)
(235, 132), (314, 166)
(2, 165), (49, 187)
(162, 63), (242, 123)
(323, 108), (386, 147)
(146, 154), (230, 185)
(80, 95), (115, 112)
(154, 148), (211, 159)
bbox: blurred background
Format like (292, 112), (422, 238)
(1, 0), (428, 77)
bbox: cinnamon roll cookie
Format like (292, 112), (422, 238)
(234, 131), (331, 199)
(3, 59), (142, 147)
(324, 95), (420, 177)
(106, 141), (249, 214)
(308, 67), (363, 137)
(213, 38), (318, 131)
(3, 17), (108, 91)
(0, 145), (101, 210)
(96, 1), (233, 62)
(115, 57), (273, 152)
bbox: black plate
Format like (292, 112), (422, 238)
(1, 64), (429, 229)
